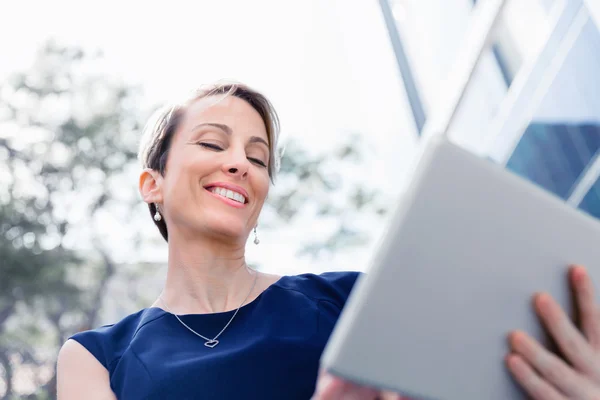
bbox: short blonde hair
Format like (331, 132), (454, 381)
(138, 81), (281, 242)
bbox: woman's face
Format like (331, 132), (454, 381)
(157, 95), (271, 244)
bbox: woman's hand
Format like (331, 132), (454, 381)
(311, 371), (406, 400)
(506, 265), (600, 399)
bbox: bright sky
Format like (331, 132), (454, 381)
(0, 0), (420, 276)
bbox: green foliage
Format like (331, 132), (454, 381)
(266, 134), (389, 259)
(0, 41), (142, 399)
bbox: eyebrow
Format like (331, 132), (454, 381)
(192, 122), (269, 148)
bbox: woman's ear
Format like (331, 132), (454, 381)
(139, 168), (163, 204)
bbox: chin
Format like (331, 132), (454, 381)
(209, 226), (247, 242)
(203, 214), (249, 242)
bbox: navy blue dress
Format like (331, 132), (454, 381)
(70, 271), (360, 399)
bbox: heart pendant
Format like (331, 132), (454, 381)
(204, 339), (219, 348)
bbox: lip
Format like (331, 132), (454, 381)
(205, 189), (247, 208)
(204, 182), (250, 205)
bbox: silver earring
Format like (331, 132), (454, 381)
(153, 203), (162, 222)
(253, 226), (260, 245)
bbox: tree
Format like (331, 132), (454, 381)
(265, 135), (389, 260)
(0, 41), (142, 399)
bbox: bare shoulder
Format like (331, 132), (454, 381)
(258, 272), (283, 291)
(57, 339), (116, 400)
(261, 272), (283, 286)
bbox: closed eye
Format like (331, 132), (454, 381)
(198, 142), (266, 167)
(198, 142), (223, 151)
(248, 157), (267, 168)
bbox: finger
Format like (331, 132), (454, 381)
(571, 266), (600, 349)
(509, 331), (594, 398)
(534, 292), (596, 374)
(339, 382), (379, 400)
(312, 373), (379, 400)
(312, 373), (345, 399)
(377, 391), (407, 400)
(506, 354), (566, 400)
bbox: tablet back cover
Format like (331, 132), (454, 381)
(321, 137), (600, 400)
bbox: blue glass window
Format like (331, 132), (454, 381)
(579, 177), (600, 219)
(505, 123), (600, 199)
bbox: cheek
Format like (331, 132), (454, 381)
(254, 174), (270, 202)
(248, 185), (269, 214)
(174, 156), (215, 185)
(162, 163), (204, 201)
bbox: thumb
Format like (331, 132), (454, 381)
(312, 373), (346, 399)
(312, 372), (380, 400)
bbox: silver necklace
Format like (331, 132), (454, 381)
(159, 271), (258, 348)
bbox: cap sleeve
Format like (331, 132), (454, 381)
(67, 309), (151, 371)
(69, 324), (116, 369)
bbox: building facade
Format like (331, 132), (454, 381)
(380, 0), (600, 219)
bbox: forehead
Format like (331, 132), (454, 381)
(180, 95), (268, 139)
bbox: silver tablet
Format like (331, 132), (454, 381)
(320, 135), (600, 400)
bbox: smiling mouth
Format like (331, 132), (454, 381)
(205, 186), (248, 204)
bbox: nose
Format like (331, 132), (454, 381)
(222, 147), (250, 179)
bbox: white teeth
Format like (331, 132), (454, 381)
(232, 192), (245, 203)
(209, 187), (247, 204)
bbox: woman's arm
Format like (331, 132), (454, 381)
(57, 339), (117, 400)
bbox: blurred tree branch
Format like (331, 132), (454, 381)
(0, 40), (143, 399)
(0, 349), (13, 400)
(266, 136), (389, 259)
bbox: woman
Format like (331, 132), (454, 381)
(57, 82), (600, 399)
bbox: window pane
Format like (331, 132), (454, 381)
(579, 176), (600, 219)
(384, 0), (558, 135)
(492, 0), (557, 81)
(484, 8), (600, 201)
(505, 124), (600, 199)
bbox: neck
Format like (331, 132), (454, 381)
(159, 231), (257, 314)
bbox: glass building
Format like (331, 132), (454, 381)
(379, 0), (600, 219)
